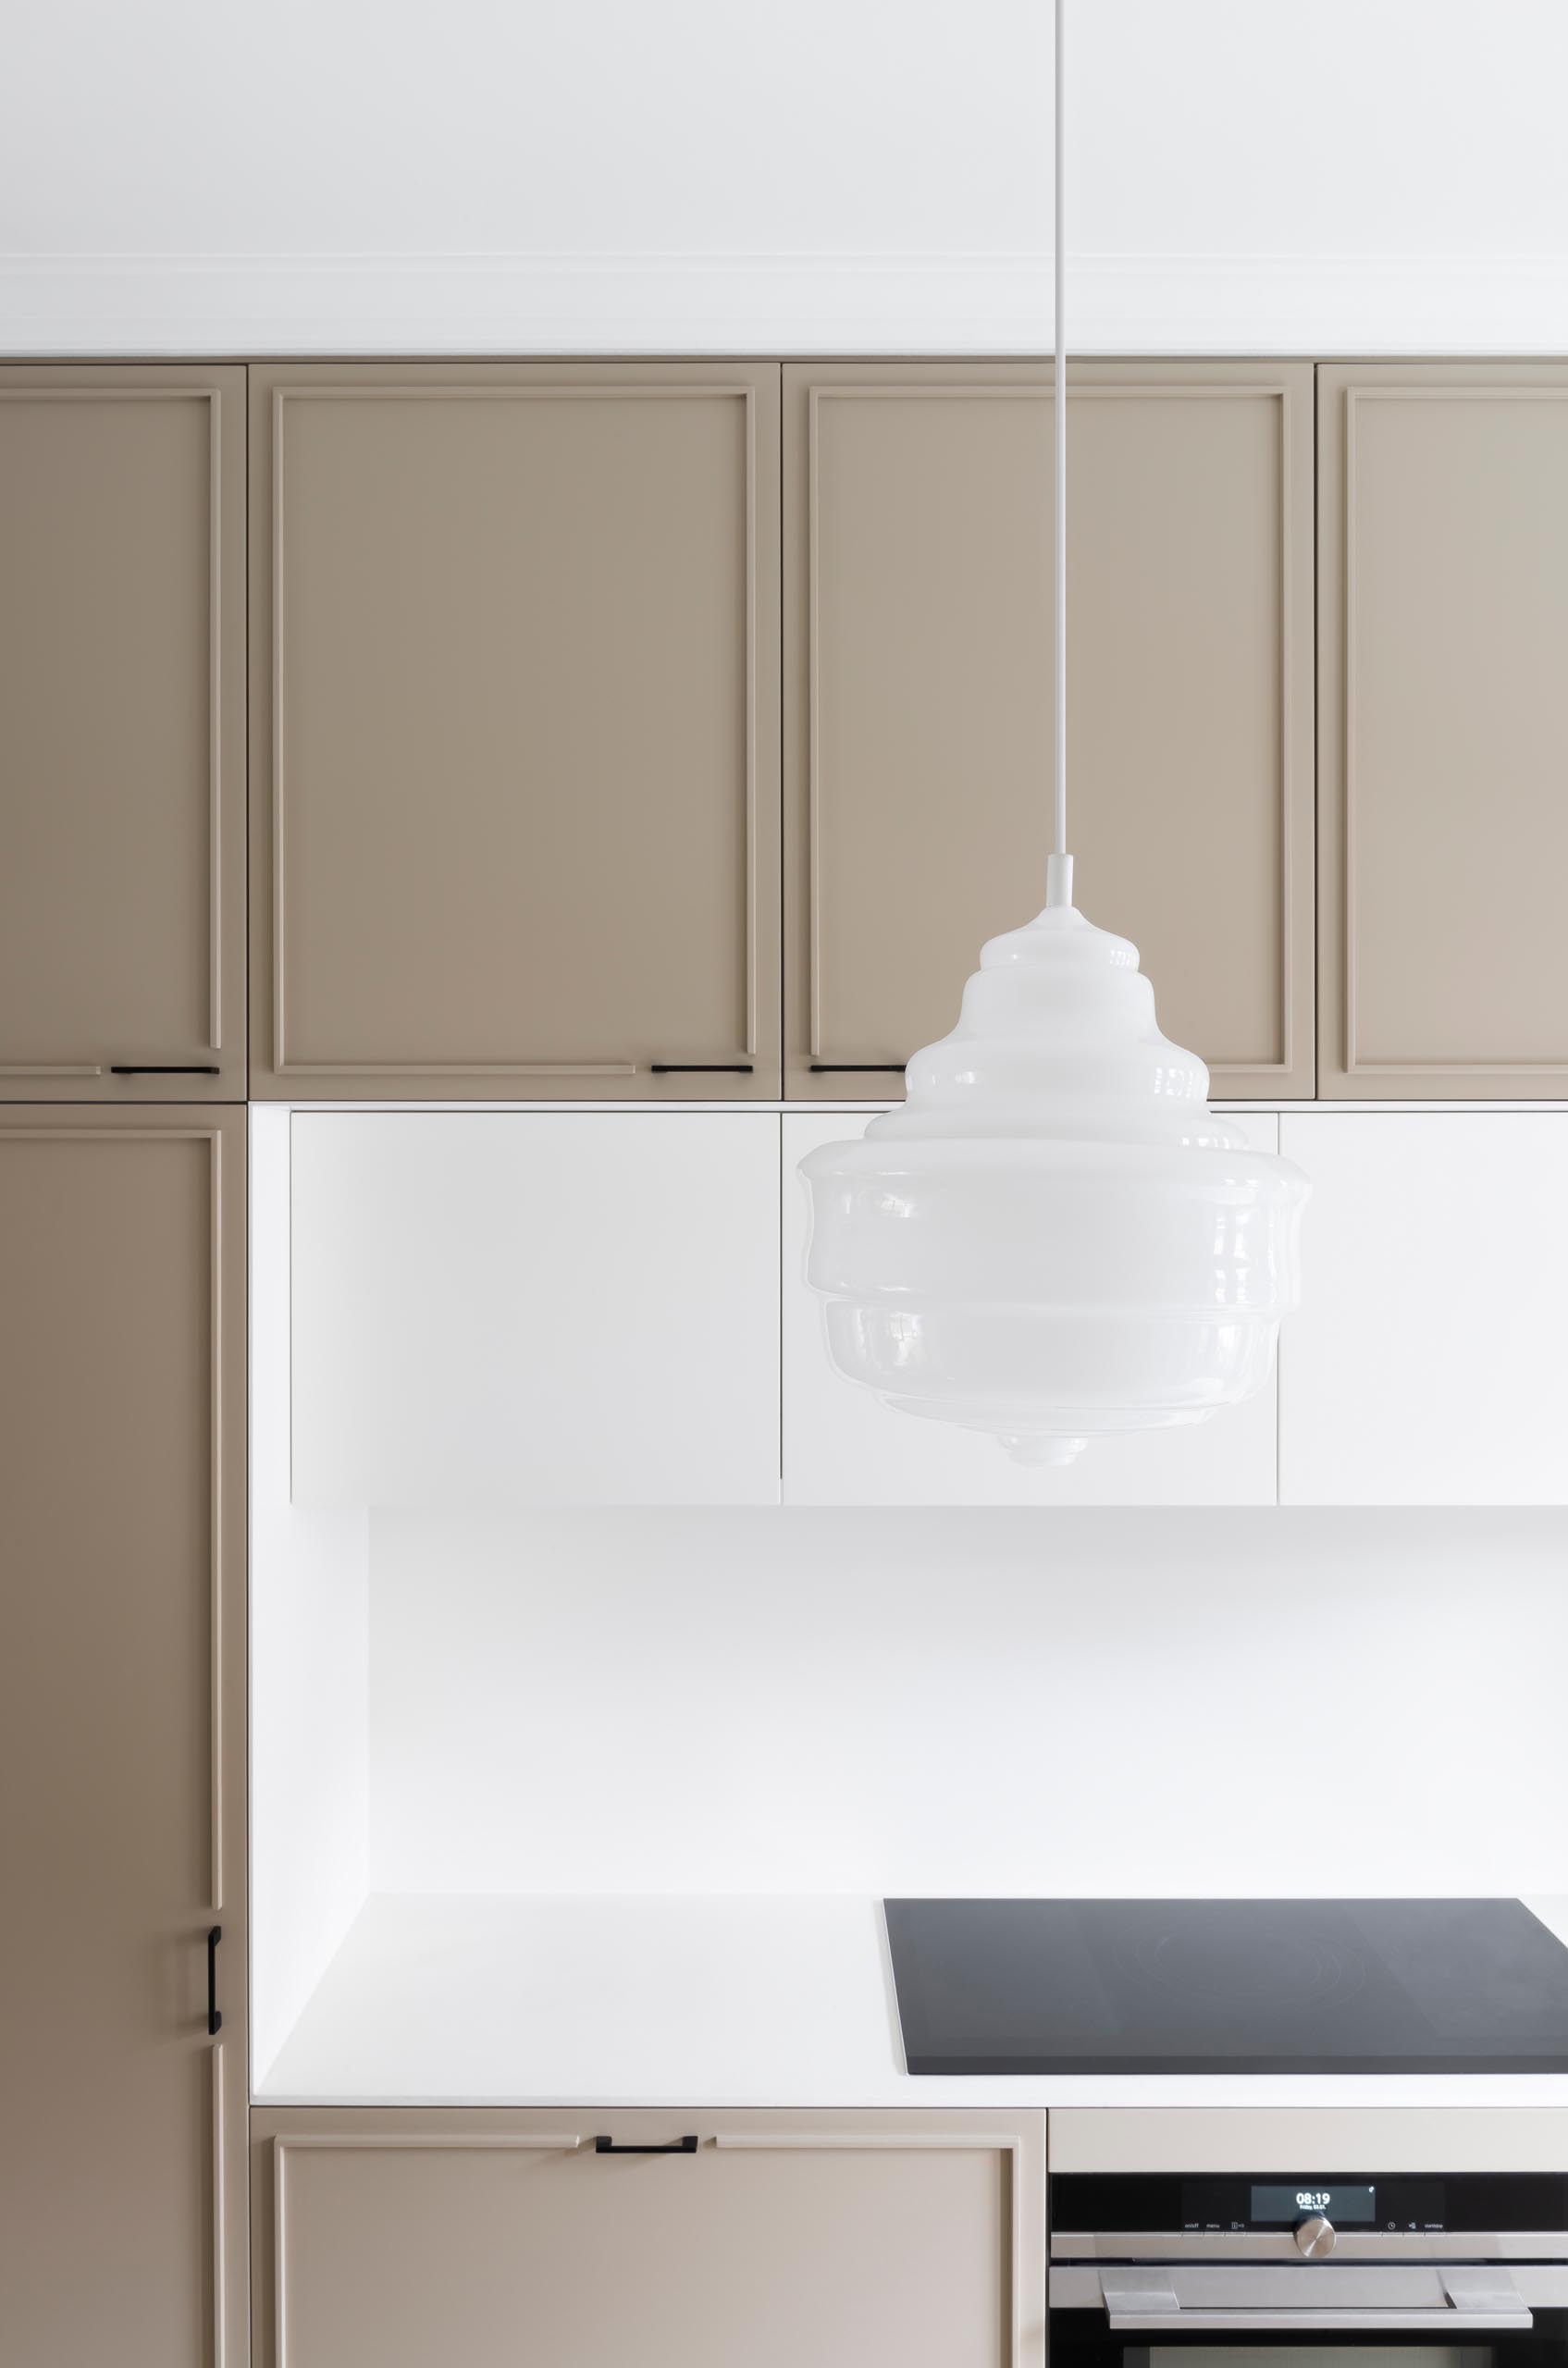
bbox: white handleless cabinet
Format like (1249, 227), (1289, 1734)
(290, 1112), (781, 1506)
(782, 1112), (1280, 1506)
(1278, 1114), (1568, 1505)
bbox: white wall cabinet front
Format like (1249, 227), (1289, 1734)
(1278, 1114), (1568, 1505)
(782, 1112), (1281, 1506)
(290, 1112), (782, 1507)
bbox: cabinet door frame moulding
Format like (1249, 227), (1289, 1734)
(254, 2110), (1044, 2368)
(709, 2125), (1036, 2364)
(251, 364), (781, 1098)
(784, 361), (1315, 1100)
(271, 2132), (584, 2366)
(1320, 364), (1568, 1096)
(0, 366), (246, 1099)
(0, 1105), (249, 2364)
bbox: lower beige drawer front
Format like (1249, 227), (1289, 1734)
(253, 2108), (1044, 2367)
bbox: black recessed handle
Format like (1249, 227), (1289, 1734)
(206, 1925), (222, 2036)
(594, 2134), (698, 2155)
(809, 1063), (907, 1074)
(111, 1065), (222, 1076)
(649, 1064), (755, 1076)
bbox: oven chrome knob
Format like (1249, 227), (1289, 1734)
(1294, 2215), (1336, 2260)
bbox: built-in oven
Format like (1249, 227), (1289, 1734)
(1050, 2176), (1568, 2368)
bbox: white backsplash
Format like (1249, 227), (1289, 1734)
(365, 1505), (1568, 1900)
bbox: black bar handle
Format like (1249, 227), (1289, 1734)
(649, 1064), (755, 1076)
(594, 2134), (698, 2155)
(809, 1063), (907, 1074)
(207, 1926), (222, 2037)
(111, 1065), (222, 1076)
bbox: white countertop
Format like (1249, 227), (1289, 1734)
(258, 1892), (1568, 2110)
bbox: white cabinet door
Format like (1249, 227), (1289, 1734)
(782, 1112), (1279, 1507)
(1279, 1113), (1568, 1505)
(291, 1113), (781, 1506)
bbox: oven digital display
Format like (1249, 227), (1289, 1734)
(1252, 2183), (1377, 2224)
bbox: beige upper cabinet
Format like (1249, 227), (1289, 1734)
(0, 1109), (247, 2364)
(0, 367), (246, 1100)
(250, 363), (781, 1097)
(1319, 363), (1568, 1095)
(784, 361), (1315, 1097)
(252, 2108), (1043, 2368)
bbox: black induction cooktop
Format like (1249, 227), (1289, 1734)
(883, 1898), (1568, 2075)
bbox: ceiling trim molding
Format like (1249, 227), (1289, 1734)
(3, 250), (1568, 355)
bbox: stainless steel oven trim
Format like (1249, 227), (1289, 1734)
(1092, 2267), (1528, 2315)
(1052, 2233), (1568, 2263)
(1099, 2316), (1530, 2333)
(1049, 2265), (1568, 2312)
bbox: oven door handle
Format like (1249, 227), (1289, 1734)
(1099, 2268), (1533, 2333)
(1105, 2312), (1535, 2332)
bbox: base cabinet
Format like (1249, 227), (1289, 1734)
(253, 2108), (1044, 2368)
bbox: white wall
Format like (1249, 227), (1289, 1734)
(366, 1504), (1568, 1899)
(249, 1108), (372, 2084)
(6, 1), (1568, 352)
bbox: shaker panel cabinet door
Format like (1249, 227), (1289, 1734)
(252, 2109), (1043, 2368)
(783, 1111), (1280, 1505)
(290, 1111), (781, 1506)
(784, 362), (1314, 1099)
(1278, 1114), (1568, 1503)
(250, 363), (781, 1097)
(0, 366), (246, 1100)
(0, 1110), (247, 2364)
(1319, 364), (1568, 1094)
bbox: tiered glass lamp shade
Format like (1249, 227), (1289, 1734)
(798, 900), (1309, 1466)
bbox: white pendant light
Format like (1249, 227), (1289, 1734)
(798, 0), (1308, 1467)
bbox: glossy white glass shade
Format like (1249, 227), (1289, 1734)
(799, 901), (1308, 1465)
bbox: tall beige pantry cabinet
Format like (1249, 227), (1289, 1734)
(784, 361), (1316, 1098)
(0, 1109), (248, 2364)
(0, 367), (248, 1099)
(249, 363), (782, 1097)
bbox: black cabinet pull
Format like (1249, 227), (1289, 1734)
(206, 1926), (222, 2036)
(111, 1065), (222, 1077)
(809, 1063), (907, 1074)
(649, 1064), (755, 1076)
(594, 2134), (698, 2155)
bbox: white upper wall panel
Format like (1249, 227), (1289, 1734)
(290, 1112), (783, 1510)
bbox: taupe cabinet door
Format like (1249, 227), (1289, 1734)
(785, 362), (1315, 1097)
(0, 1110), (247, 2363)
(250, 364), (781, 1097)
(0, 368), (246, 1101)
(1318, 363), (1568, 1095)
(253, 2109), (1043, 2367)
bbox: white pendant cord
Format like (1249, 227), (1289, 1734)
(1045, 0), (1075, 911)
(801, 0), (1309, 1463)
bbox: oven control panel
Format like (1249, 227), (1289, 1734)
(1049, 2172), (1568, 2251)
